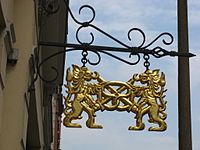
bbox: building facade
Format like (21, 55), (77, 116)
(0, 0), (65, 149)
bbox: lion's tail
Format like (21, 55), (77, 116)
(63, 93), (73, 115)
(160, 111), (167, 120)
(159, 97), (167, 120)
(63, 101), (72, 115)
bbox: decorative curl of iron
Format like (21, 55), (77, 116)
(36, 48), (78, 83)
(68, 5), (143, 66)
(39, 0), (60, 16)
(67, 4), (177, 66)
(37, 2), (195, 82)
(127, 28), (174, 49)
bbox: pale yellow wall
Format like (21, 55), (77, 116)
(0, 0), (13, 138)
(0, 33), (7, 134)
(0, 85), (3, 133)
(1, 0), (14, 23)
(0, 0), (66, 149)
(0, 0), (43, 150)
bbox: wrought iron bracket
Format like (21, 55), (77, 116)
(36, 0), (196, 83)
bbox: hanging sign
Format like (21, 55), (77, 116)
(63, 65), (167, 131)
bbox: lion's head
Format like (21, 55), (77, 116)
(72, 65), (94, 81)
(66, 65), (99, 84)
(139, 69), (166, 88)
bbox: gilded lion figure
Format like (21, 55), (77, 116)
(63, 64), (167, 131)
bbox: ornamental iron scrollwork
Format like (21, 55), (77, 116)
(37, 1), (195, 82)
(39, 0), (60, 16)
(68, 4), (175, 65)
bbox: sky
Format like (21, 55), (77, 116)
(61, 0), (200, 150)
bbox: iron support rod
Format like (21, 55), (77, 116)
(39, 41), (195, 57)
(39, 41), (133, 52)
(178, 0), (192, 150)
